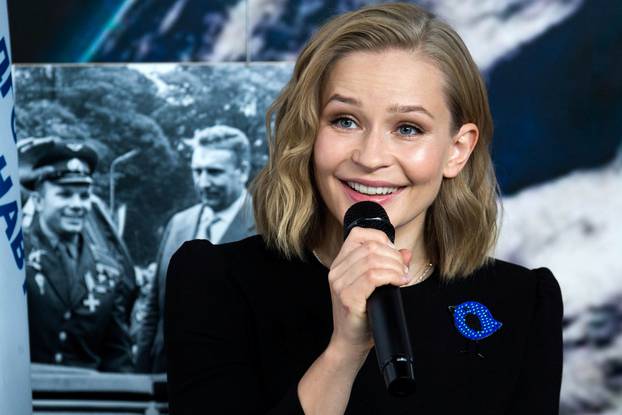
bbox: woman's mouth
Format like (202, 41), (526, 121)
(346, 181), (399, 195)
(340, 180), (404, 204)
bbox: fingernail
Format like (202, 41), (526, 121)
(402, 274), (411, 282)
(403, 265), (409, 274)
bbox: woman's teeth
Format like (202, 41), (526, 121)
(347, 181), (398, 195)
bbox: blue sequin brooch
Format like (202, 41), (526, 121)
(448, 301), (502, 341)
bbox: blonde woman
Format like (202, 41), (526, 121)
(165, 3), (563, 414)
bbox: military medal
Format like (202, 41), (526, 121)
(34, 273), (46, 295)
(67, 143), (84, 152)
(83, 271), (100, 313)
(96, 263), (119, 290)
(28, 249), (45, 271)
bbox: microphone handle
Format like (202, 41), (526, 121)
(367, 285), (416, 396)
(341, 203), (416, 396)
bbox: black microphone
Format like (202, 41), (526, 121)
(343, 201), (416, 396)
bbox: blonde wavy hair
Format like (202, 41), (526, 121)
(251, 2), (499, 279)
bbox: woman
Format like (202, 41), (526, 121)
(165, 3), (563, 414)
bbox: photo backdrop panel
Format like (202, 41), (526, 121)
(14, 58), (622, 413)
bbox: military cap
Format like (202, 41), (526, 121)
(18, 137), (98, 191)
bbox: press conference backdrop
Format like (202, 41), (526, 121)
(0, 1), (31, 414)
(7, 0), (622, 414)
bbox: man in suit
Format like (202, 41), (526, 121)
(21, 137), (134, 372)
(137, 125), (255, 373)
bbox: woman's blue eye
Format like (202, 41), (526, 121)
(398, 124), (421, 136)
(333, 117), (357, 129)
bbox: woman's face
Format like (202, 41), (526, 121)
(313, 49), (478, 245)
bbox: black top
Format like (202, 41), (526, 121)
(165, 235), (563, 414)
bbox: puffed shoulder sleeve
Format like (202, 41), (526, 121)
(507, 267), (563, 415)
(164, 240), (304, 415)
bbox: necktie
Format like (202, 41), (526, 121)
(198, 214), (221, 241)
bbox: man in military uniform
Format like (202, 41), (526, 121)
(20, 137), (133, 372)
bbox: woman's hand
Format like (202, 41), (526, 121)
(298, 227), (412, 414)
(326, 227), (413, 360)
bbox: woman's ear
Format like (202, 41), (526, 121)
(443, 123), (479, 178)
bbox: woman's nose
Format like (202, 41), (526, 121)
(351, 129), (391, 170)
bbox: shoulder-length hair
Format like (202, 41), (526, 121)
(251, 2), (499, 279)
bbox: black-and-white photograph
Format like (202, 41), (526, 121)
(15, 63), (292, 412)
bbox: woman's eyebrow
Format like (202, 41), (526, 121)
(325, 94), (434, 120)
(325, 93), (361, 107)
(388, 104), (434, 120)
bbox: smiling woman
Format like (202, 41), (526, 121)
(313, 49), (480, 279)
(165, 3), (563, 414)
(251, 8), (497, 281)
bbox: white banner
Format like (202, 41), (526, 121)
(0, 1), (32, 414)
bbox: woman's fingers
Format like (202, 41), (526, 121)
(337, 267), (407, 315)
(333, 238), (405, 272)
(327, 226), (411, 350)
(329, 243), (408, 288)
(330, 242), (407, 289)
(333, 227), (392, 264)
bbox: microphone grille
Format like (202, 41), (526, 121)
(343, 201), (395, 242)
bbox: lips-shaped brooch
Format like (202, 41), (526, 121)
(448, 301), (502, 341)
